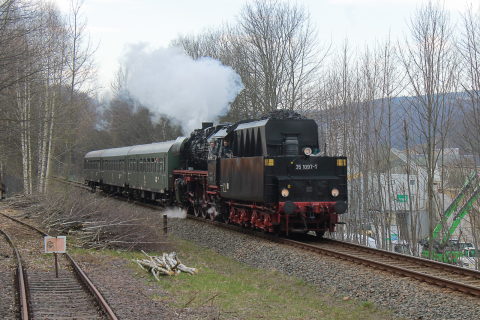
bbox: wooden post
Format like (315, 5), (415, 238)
(163, 214), (167, 234)
(55, 252), (58, 278)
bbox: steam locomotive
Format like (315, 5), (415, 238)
(84, 112), (347, 236)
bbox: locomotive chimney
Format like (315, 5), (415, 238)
(202, 122), (213, 130)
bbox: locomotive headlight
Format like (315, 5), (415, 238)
(303, 147), (312, 156)
(281, 188), (290, 197)
(331, 188), (339, 197)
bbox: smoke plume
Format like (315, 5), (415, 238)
(123, 43), (244, 133)
(162, 207), (187, 219)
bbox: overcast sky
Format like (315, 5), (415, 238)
(52, 0), (476, 92)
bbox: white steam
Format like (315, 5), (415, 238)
(123, 44), (244, 133)
(162, 207), (187, 219)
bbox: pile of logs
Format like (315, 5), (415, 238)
(133, 251), (198, 280)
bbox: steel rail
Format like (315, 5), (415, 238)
(0, 212), (118, 320)
(66, 252), (118, 320)
(186, 215), (480, 297)
(325, 238), (480, 278)
(0, 228), (29, 320)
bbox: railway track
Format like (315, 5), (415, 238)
(0, 226), (26, 319)
(0, 212), (118, 320)
(61, 178), (480, 297)
(186, 215), (480, 297)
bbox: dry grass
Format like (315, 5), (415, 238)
(5, 181), (174, 252)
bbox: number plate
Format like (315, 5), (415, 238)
(295, 164), (318, 170)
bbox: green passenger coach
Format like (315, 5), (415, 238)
(84, 137), (186, 202)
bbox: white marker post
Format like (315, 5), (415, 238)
(44, 236), (66, 278)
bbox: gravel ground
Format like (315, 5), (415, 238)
(1, 203), (219, 320)
(73, 252), (240, 319)
(168, 218), (480, 320)
(4, 197), (480, 319)
(0, 235), (17, 320)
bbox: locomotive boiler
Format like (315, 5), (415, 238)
(84, 112), (348, 237)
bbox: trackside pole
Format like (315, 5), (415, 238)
(55, 252), (58, 278)
(163, 214), (168, 234)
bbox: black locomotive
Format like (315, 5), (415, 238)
(85, 111), (347, 236)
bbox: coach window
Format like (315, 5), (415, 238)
(159, 158), (164, 172)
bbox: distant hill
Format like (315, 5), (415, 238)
(314, 92), (469, 153)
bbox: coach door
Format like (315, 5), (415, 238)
(159, 156), (166, 190)
(135, 158), (141, 189)
(126, 157), (131, 184)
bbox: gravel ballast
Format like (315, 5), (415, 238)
(169, 218), (480, 320)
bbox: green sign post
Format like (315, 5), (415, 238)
(397, 195), (408, 203)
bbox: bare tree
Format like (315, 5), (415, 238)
(399, 0), (458, 259)
(61, 0), (96, 179)
(458, 4), (480, 258)
(171, 0), (324, 121)
(237, 0), (324, 114)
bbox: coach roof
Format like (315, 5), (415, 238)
(128, 140), (178, 155)
(84, 149), (107, 158)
